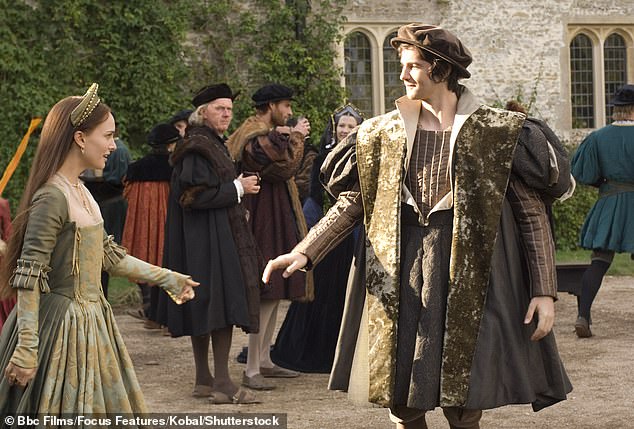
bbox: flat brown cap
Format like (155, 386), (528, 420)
(391, 24), (472, 79)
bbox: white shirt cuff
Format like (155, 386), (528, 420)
(233, 179), (244, 203)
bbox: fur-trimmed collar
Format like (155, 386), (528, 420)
(226, 116), (270, 161)
(170, 125), (227, 166)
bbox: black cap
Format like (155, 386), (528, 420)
(147, 123), (181, 147)
(169, 109), (193, 124)
(610, 84), (634, 106)
(252, 84), (294, 106)
(192, 83), (239, 108)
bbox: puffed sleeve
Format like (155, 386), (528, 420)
(293, 131), (364, 267)
(571, 132), (601, 186)
(9, 186), (67, 368)
(102, 232), (128, 271)
(511, 118), (572, 202)
(11, 186), (67, 292)
(321, 130), (360, 198)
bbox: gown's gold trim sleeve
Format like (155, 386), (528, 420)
(108, 254), (190, 304)
(10, 259), (52, 293)
(10, 287), (41, 369)
(18, 186), (66, 269)
(102, 234), (128, 272)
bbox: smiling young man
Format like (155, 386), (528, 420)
(263, 24), (572, 428)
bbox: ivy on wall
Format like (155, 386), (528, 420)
(1, 1), (594, 252)
(189, 0), (347, 134)
(0, 0), (194, 208)
(1, 0), (347, 211)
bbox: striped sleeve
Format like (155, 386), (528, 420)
(506, 178), (558, 299)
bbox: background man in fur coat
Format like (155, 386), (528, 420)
(264, 24), (572, 429)
(227, 84), (312, 391)
(161, 83), (261, 404)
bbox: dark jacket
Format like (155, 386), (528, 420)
(160, 125), (260, 335)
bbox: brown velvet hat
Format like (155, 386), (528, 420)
(390, 24), (472, 79)
(192, 83), (239, 107)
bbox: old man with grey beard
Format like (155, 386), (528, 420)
(161, 83), (261, 404)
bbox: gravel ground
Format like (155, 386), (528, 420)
(118, 276), (634, 429)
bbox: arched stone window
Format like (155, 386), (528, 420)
(603, 33), (627, 120)
(570, 33), (594, 128)
(383, 31), (402, 110)
(344, 31), (373, 117)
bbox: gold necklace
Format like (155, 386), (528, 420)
(57, 173), (94, 216)
(71, 181), (94, 216)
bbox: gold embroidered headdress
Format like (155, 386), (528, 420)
(70, 83), (101, 127)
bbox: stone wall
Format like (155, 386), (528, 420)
(342, 0), (634, 142)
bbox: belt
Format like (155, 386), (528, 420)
(599, 180), (634, 198)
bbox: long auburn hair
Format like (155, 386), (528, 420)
(0, 96), (111, 299)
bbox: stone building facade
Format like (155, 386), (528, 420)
(338, 0), (634, 142)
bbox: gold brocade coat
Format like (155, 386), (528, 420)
(347, 90), (525, 407)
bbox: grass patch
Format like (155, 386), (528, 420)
(556, 249), (634, 276)
(107, 276), (141, 308)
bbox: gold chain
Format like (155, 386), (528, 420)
(71, 182), (94, 216)
(55, 173), (94, 216)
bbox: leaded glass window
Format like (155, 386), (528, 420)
(570, 34), (594, 128)
(344, 31), (373, 117)
(383, 31), (402, 111)
(604, 33), (627, 121)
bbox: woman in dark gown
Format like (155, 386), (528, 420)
(271, 105), (364, 373)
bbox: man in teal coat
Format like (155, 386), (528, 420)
(571, 83), (634, 338)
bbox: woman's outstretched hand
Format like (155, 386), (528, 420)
(175, 278), (199, 304)
(262, 252), (308, 283)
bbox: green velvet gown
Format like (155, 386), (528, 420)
(0, 178), (188, 418)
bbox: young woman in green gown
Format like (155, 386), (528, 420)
(0, 83), (198, 416)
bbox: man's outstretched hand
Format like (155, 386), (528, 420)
(262, 252), (308, 283)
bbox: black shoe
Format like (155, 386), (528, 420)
(575, 316), (593, 338)
(236, 346), (248, 364)
(236, 345), (275, 364)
